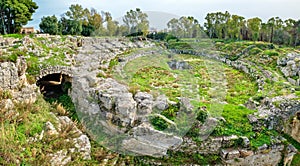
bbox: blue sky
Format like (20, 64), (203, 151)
(27, 0), (300, 30)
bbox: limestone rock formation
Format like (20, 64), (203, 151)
(278, 53), (300, 85)
(70, 37), (184, 156)
(135, 92), (153, 120)
(167, 59), (191, 70)
(122, 123), (183, 157)
(43, 116), (91, 165)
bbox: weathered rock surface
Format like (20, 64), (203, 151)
(48, 150), (71, 166)
(70, 37), (184, 156)
(285, 112), (300, 143)
(122, 123), (183, 157)
(43, 116), (91, 165)
(0, 57), (37, 106)
(0, 42), (91, 165)
(167, 59), (191, 70)
(277, 53), (300, 85)
(135, 92), (153, 120)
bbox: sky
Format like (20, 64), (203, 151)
(27, 0), (300, 30)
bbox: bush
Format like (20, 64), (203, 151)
(167, 42), (192, 50)
(249, 47), (263, 55)
(150, 116), (168, 131)
(0, 89), (12, 99)
(196, 109), (208, 123)
(147, 32), (168, 40)
(0, 54), (18, 62)
(264, 50), (279, 56)
(166, 34), (179, 42)
(3, 34), (24, 39)
(126, 31), (144, 37)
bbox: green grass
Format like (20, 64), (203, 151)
(249, 129), (279, 150)
(212, 104), (256, 136)
(2, 34), (25, 39)
(283, 134), (300, 151)
(1, 35), (75, 76)
(131, 66), (178, 96)
(225, 68), (257, 104)
(291, 153), (300, 166)
(113, 49), (259, 144)
(0, 89), (13, 100)
(26, 55), (40, 75)
(115, 53), (191, 101)
(46, 94), (77, 120)
(0, 95), (57, 165)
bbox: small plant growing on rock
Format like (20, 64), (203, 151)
(150, 116), (168, 131)
(0, 89), (12, 100)
(196, 108), (208, 123)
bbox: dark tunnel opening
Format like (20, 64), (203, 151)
(36, 72), (77, 119)
(36, 73), (72, 99)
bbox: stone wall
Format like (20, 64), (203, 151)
(175, 135), (297, 166)
(36, 66), (73, 81)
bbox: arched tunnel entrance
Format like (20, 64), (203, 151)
(37, 72), (76, 118)
(37, 73), (72, 99)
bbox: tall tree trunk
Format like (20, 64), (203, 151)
(295, 35), (298, 47)
(270, 26), (274, 43)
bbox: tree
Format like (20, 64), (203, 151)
(39, 15), (59, 35)
(284, 19), (296, 45)
(65, 4), (86, 21)
(115, 24), (128, 36)
(87, 8), (103, 30)
(81, 23), (95, 36)
(123, 8), (149, 35)
(293, 20), (300, 46)
(204, 13), (216, 38)
(0, 0), (38, 34)
(59, 16), (82, 35)
(204, 11), (231, 39)
(167, 16), (201, 38)
(60, 4), (88, 35)
(101, 12), (116, 36)
(267, 17), (283, 43)
(167, 18), (182, 37)
(227, 15), (245, 40)
(247, 17), (262, 41)
(259, 23), (269, 42)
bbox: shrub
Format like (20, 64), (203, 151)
(264, 50), (279, 56)
(3, 34), (24, 39)
(196, 109), (208, 123)
(147, 32), (168, 40)
(0, 54), (18, 62)
(0, 89), (12, 100)
(166, 34), (179, 42)
(249, 47), (263, 55)
(150, 116), (168, 131)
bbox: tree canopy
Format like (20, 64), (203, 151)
(0, 0), (38, 34)
(167, 16), (202, 38)
(39, 15), (59, 35)
(11, 3), (297, 47)
(123, 8), (149, 35)
(204, 11), (300, 46)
